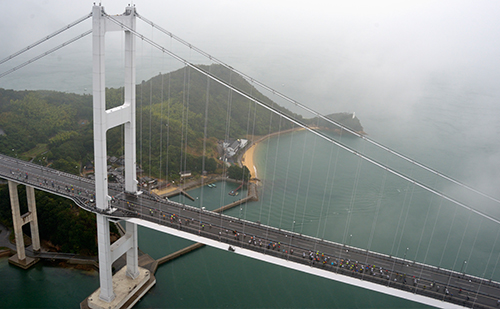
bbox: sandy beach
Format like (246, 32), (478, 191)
(242, 127), (306, 180)
(242, 142), (259, 179)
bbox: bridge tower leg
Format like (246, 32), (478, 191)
(26, 185), (41, 251)
(7, 181), (40, 269)
(87, 4), (153, 308)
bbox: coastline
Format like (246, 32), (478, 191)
(242, 142), (259, 179)
(241, 127), (306, 179)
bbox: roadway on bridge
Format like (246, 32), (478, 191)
(0, 154), (499, 308)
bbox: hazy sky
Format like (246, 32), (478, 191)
(1, 1), (500, 162)
(2, 3), (500, 302)
(2, 1), (500, 114)
(1, 1), (500, 224)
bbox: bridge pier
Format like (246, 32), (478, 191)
(7, 180), (40, 269)
(84, 4), (155, 308)
(87, 218), (153, 309)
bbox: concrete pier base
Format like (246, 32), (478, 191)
(85, 266), (155, 309)
(8, 253), (39, 269)
(8, 180), (41, 269)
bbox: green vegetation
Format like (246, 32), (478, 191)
(0, 184), (119, 255)
(314, 112), (365, 135)
(22, 143), (49, 161)
(104, 64), (301, 179)
(0, 65), (358, 178)
(227, 165), (251, 182)
(0, 64), (363, 255)
(0, 88), (93, 171)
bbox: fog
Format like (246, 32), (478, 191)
(2, 1), (500, 111)
(1, 0), (500, 199)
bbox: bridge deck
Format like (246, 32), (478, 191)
(1, 154), (499, 308)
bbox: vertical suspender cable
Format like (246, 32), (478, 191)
(264, 115), (282, 228)
(106, 14), (500, 227)
(241, 84), (255, 224)
(184, 64), (191, 181)
(278, 125), (295, 230)
(390, 170), (414, 256)
(258, 96), (274, 225)
(394, 183), (415, 258)
(200, 67), (211, 210)
(165, 36), (172, 184)
(315, 140), (336, 240)
(291, 129), (308, 236)
(148, 40), (153, 181)
(159, 72), (164, 182)
(422, 198), (445, 264)
(303, 121), (319, 241)
(439, 204), (459, 267)
(179, 65), (187, 204)
(321, 132), (342, 242)
(137, 14), (500, 209)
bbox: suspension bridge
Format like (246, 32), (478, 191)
(1, 4), (500, 309)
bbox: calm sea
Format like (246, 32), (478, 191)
(1, 27), (500, 306)
(2, 89), (500, 308)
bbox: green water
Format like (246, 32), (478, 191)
(1, 100), (500, 308)
(0, 258), (98, 308)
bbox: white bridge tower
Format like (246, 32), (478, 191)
(89, 4), (153, 307)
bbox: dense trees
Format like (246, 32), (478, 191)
(0, 184), (119, 255)
(0, 64), (359, 254)
(0, 65), (292, 254)
(227, 165), (251, 182)
(0, 64), (307, 178)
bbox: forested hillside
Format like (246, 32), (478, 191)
(0, 64), (301, 254)
(0, 64), (361, 178)
(0, 64), (361, 254)
(105, 64), (301, 177)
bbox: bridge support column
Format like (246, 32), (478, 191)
(88, 218), (152, 309)
(7, 181), (40, 269)
(9, 181), (25, 261)
(125, 221), (139, 279)
(95, 217), (141, 303)
(26, 186), (40, 251)
(87, 4), (154, 308)
(96, 214), (114, 302)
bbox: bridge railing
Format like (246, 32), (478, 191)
(0, 154), (499, 307)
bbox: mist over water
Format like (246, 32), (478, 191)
(1, 1), (500, 307)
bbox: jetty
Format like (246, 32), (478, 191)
(154, 181), (259, 266)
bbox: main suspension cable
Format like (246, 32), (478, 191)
(0, 13), (92, 66)
(0, 30), (92, 79)
(105, 13), (500, 227)
(136, 13), (500, 206)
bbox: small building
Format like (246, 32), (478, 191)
(140, 176), (157, 187)
(84, 161), (94, 171)
(222, 138), (249, 159)
(179, 171), (192, 178)
(239, 138), (248, 148)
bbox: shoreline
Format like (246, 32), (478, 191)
(241, 127), (306, 179)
